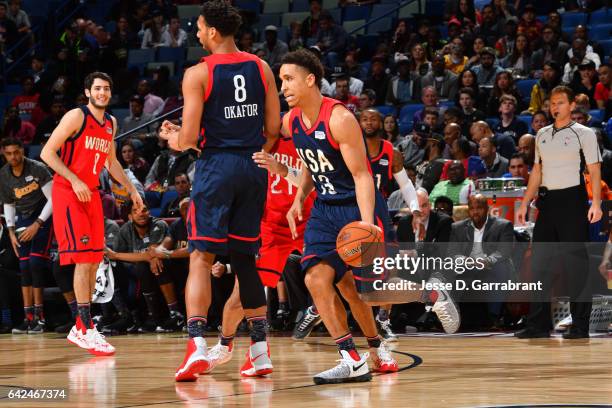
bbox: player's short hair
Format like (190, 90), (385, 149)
(281, 49), (324, 89)
(84, 72), (113, 91)
(200, 0), (242, 37)
(550, 85), (575, 102)
(0, 137), (23, 149)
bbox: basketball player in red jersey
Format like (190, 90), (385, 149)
(159, 2), (281, 381)
(41, 72), (143, 356)
(361, 108), (419, 341)
(204, 134), (314, 374)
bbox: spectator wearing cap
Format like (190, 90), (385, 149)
(330, 65), (363, 99)
(563, 38), (601, 84)
(443, 37), (468, 75)
(260, 25), (288, 69)
(415, 132), (446, 193)
(479, 136), (509, 177)
(397, 123), (429, 168)
(494, 94), (527, 146)
(527, 61), (562, 115)
(571, 60), (599, 109)
(136, 79), (165, 116)
(495, 19), (518, 59)
(365, 56), (391, 106)
(429, 160), (474, 205)
(531, 25), (570, 72)
(418, 52), (459, 101)
(594, 64), (610, 111)
(385, 56), (417, 107)
(161, 16), (187, 48)
(517, 4), (543, 44)
(315, 12), (348, 69)
(471, 47), (504, 88)
(121, 95), (154, 138)
(474, 4), (503, 47)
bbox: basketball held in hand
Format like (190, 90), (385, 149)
(336, 221), (383, 268)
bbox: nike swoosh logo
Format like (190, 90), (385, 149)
(252, 352), (267, 362)
(353, 361), (366, 372)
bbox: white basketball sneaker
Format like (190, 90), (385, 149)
(203, 340), (234, 374)
(240, 341), (273, 377)
(429, 274), (461, 334)
(67, 316), (115, 356)
(313, 350), (372, 385)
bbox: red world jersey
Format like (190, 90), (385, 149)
(262, 136), (314, 228)
(54, 106), (114, 189)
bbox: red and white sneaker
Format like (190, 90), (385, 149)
(203, 341), (233, 374)
(240, 341), (273, 377)
(370, 342), (398, 373)
(68, 316), (115, 356)
(175, 337), (211, 382)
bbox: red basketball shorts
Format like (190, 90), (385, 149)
(256, 222), (305, 288)
(52, 182), (104, 265)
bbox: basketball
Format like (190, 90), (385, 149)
(336, 221), (383, 267)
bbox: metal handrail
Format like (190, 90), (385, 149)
(346, 0), (419, 36)
(115, 106), (183, 142)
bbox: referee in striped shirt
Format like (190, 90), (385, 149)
(516, 86), (602, 339)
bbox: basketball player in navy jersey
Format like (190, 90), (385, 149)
(159, 1), (281, 382)
(280, 50), (460, 384)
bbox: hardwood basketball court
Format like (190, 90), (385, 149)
(0, 333), (611, 407)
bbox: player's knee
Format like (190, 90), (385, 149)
(231, 251), (265, 309)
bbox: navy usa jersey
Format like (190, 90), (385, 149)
(369, 139), (394, 198)
(198, 52), (268, 150)
(290, 97), (363, 203)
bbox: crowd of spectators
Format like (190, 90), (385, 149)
(0, 0), (611, 335)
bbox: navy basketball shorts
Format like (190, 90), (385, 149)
(187, 150), (267, 256)
(15, 211), (53, 266)
(301, 192), (394, 293)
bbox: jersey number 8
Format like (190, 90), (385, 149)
(233, 75), (247, 103)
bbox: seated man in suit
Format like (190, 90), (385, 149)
(397, 188), (453, 245)
(447, 194), (515, 325)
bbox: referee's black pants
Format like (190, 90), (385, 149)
(527, 185), (592, 332)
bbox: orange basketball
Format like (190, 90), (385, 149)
(336, 221), (383, 268)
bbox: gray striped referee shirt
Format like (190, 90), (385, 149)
(534, 122), (601, 190)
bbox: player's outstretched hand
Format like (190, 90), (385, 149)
(130, 190), (144, 212)
(252, 150), (287, 176)
(71, 177), (92, 202)
(286, 200), (303, 240)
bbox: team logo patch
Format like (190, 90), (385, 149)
(379, 159), (389, 166)
(315, 131), (326, 140)
(80, 235), (90, 244)
(106, 127), (113, 134)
